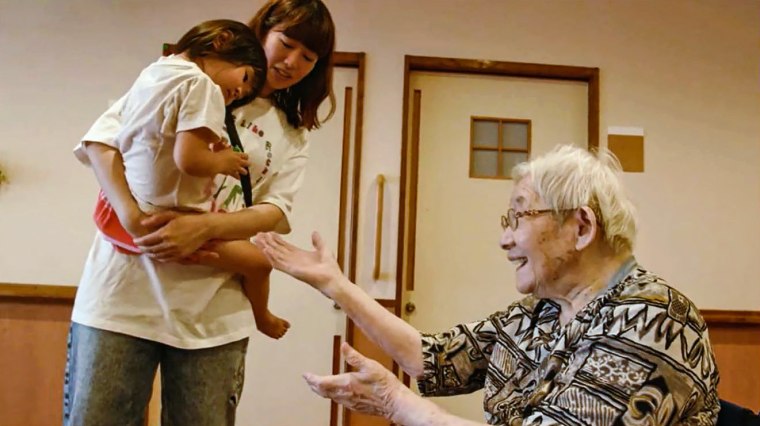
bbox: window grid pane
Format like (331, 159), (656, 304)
(472, 149), (498, 177)
(470, 117), (531, 179)
(472, 120), (499, 148)
(501, 121), (529, 151)
(500, 152), (529, 177)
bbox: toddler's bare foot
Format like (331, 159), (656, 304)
(255, 311), (290, 339)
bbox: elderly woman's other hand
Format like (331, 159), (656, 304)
(303, 342), (406, 421)
(254, 231), (343, 296)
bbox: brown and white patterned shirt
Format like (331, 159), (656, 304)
(418, 263), (720, 425)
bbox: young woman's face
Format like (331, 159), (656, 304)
(260, 26), (319, 96)
(208, 64), (256, 105)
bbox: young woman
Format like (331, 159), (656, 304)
(64, 1), (336, 424)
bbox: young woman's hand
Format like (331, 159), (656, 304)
(254, 231), (343, 295)
(134, 211), (217, 262)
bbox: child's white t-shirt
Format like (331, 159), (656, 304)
(72, 58), (310, 349)
(107, 54), (225, 213)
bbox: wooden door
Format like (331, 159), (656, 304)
(390, 56), (598, 422)
(238, 53), (365, 426)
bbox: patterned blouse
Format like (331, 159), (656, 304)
(418, 264), (720, 425)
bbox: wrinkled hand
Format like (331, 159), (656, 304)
(303, 343), (404, 420)
(215, 147), (249, 179)
(253, 231), (343, 294)
(134, 211), (218, 262)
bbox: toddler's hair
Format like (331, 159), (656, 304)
(175, 19), (267, 103)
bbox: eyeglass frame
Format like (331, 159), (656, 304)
(501, 208), (574, 231)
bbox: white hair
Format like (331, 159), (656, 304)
(511, 144), (637, 253)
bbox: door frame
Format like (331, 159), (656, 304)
(332, 52), (366, 282)
(395, 55), (600, 318)
(330, 51), (368, 426)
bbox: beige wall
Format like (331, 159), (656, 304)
(1, 0), (758, 312)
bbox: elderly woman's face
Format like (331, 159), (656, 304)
(500, 178), (576, 297)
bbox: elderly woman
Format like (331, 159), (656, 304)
(254, 145), (720, 425)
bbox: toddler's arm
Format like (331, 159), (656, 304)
(86, 142), (149, 237)
(174, 127), (250, 179)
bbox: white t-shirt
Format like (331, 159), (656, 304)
(213, 98), (308, 234)
(72, 59), (309, 349)
(81, 54), (225, 213)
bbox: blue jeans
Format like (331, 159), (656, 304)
(63, 322), (248, 426)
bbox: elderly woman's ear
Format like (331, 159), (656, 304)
(573, 206), (598, 251)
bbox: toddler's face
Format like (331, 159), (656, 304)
(209, 64), (256, 105)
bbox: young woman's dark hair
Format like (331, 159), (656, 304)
(175, 19), (267, 102)
(249, 0), (336, 130)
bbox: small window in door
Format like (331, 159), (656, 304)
(470, 117), (531, 179)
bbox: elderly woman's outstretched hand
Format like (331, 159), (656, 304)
(303, 342), (407, 421)
(254, 231), (343, 295)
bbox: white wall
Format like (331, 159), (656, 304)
(332, 0), (760, 311)
(0, 0), (260, 283)
(1, 0), (758, 308)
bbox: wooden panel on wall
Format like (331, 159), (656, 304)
(2, 283), (758, 423)
(0, 294), (74, 426)
(703, 309), (760, 412)
(608, 134), (644, 172)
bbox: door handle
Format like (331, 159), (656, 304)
(404, 301), (416, 314)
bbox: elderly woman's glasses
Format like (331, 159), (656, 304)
(501, 209), (555, 231)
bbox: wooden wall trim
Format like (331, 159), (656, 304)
(347, 52), (366, 283)
(403, 90), (422, 294)
(333, 51), (363, 68)
(330, 335), (341, 426)
(2, 282), (757, 328)
(336, 85), (353, 272)
(587, 71), (600, 150)
(702, 309), (760, 326)
(404, 55), (600, 150)
(0, 283), (76, 300)
(406, 55), (599, 81)
(375, 298), (397, 308)
(394, 56), (413, 319)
